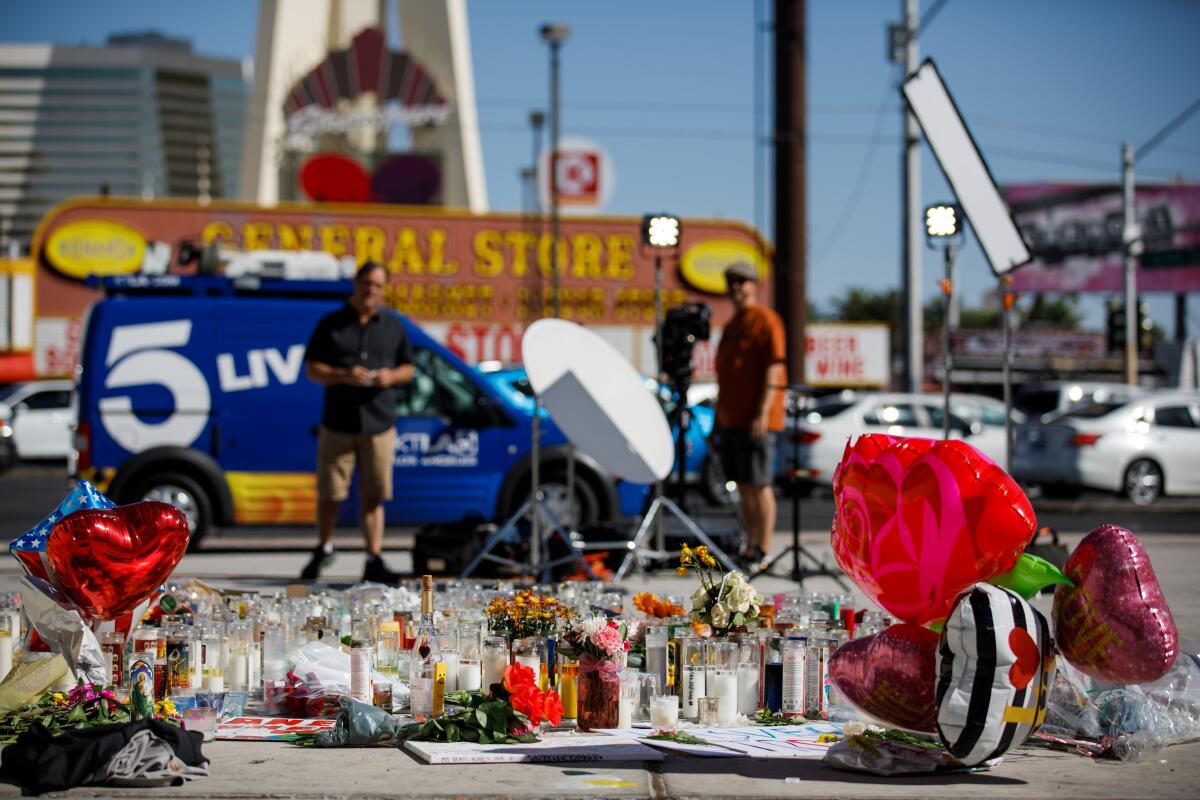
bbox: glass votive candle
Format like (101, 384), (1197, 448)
(705, 641), (738, 725)
(183, 706), (219, 741)
(482, 636), (508, 692)
(650, 695), (680, 729)
(638, 672), (662, 722)
(698, 696), (722, 727)
(617, 673), (640, 729)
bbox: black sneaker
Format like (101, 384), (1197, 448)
(363, 556), (401, 585)
(300, 545), (334, 580)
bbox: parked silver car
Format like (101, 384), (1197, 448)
(1012, 391), (1200, 505)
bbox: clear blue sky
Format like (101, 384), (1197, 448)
(6, 0), (1200, 331)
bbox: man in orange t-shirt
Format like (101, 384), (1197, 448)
(714, 261), (787, 564)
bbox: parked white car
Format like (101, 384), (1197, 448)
(0, 380), (75, 461)
(1013, 381), (1147, 423)
(1012, 391), (1200, 505)
(789, 392), (1005, 487)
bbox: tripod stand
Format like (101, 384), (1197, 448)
(750, 386), (849, 589)
(614, 372), (737, 582)
(460, 396), (598, 583)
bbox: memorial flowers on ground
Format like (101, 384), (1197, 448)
(678, 544), (763, 637)
(484, 589), (573, 639)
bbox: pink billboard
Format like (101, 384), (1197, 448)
(1004, 183), (1200, 293)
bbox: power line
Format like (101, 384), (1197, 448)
(1138, 96), (1200, 159)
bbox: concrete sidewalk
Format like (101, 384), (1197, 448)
(2, 736), (1197, 799)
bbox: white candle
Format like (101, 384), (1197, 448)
(650, 695), (679, 728)
(202, 674), (225, 693)
(0, 633), (12, 683)
(482, 649), (507, 691)
(226, 653), (249, 690)
(458, 660), (482, 692)
(680, 665), (706, 720)
(617, 692), (634, 729)
(737, 663), (761, 716)
(516, 654), (540, 675)
(443, 650), (460, 692)
(708, 669), (738, 724)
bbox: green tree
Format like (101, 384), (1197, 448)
(1023, 293), (1082, 330)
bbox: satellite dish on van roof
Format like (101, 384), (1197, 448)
(522, 319), (673, 485)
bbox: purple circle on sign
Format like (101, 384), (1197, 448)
(370, 155), (441, 205)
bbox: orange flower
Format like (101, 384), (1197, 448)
(509, 684), (544, 725)
(542, 689), (564, 727)
(502, 662), (536, 694)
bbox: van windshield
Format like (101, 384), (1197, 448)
(1014, 389), (1059, 418)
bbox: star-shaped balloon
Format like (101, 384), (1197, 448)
(9, 480), (115, 581)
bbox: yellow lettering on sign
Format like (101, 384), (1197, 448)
(388, 228), (425, 274)
(426, 228), (457, 275)
(472, 230), (503, 277)
(536, 233), (569, 278)
(354, 225), (386, 265)
(504, 231), (536, 277)
(202, 221), (235, 246)
(242, 223), (274, 250)
(606, 235), (635, 280)
(320, 225), (350, 258)
(572, 233), (603, 279)
(278, 224), (314, 251)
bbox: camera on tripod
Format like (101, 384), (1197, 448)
(658, 302), (710, 387)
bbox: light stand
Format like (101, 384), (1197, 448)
(460, 393), (597, 582)
(749, 387), (850, 590)
(924, 203), (963, 437)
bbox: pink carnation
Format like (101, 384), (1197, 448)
(591, 625), (624, 656)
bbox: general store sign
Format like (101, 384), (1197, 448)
(805, 323), (890, 388)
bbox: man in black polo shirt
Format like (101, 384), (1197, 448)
(300, 262), (414, 583)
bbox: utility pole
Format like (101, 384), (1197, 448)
(1122, 142), (1138, 385)
(774, 0), (807, 385)
(889, 0), (923, 391)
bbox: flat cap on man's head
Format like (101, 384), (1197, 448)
(723, 261), (759, 283)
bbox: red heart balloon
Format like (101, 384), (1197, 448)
(45, 502), (190, 621)
(829, 623), (939, 733)
(832, 435), (1036, 626)
(1053, 524), (1178, 684)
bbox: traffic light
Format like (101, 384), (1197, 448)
(1105, 298), (1153, 353)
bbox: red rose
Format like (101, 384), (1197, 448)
(509, 684), (544, 725)
(502, 662), (536, 694)
(542, 689), (564, 727)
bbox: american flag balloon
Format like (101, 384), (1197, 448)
(9, 479), (115, 581)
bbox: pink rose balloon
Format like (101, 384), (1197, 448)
(829, 623), (940, 733)
(832, 435), (1037, 626)
(1053, 524), (1177, 684)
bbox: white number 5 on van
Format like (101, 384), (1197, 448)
(98, 321), (211, 452)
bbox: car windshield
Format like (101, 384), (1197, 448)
(803, 401), (852, 423)
(1059, 401), (1126, 419)
(0, 385), (23, 404)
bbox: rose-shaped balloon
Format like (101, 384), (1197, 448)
(829, 623), (940, 733)
(1053, 524), (1177, 684)
(45, 502), (190, 620)
(832, 435), (1036, 626)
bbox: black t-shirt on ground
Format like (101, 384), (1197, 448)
(304, 304), (414, 435)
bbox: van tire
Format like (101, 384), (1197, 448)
(130, 471), (213, 550)
(509, 465), (601, 529)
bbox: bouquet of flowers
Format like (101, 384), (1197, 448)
(679, 544), (763, 636)
(484, 589), (573, 639)
(558, 615), (633, 666)
(401, 663), (563, 744)
(0, 682), (178, 743)
(633, 592), (685, 619)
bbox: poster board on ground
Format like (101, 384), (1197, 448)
(216, 716), (337, 741)
(404, 733), (664, 764)
(597, 722), (844, 759)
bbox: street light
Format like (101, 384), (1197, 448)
(642, 213), (681, 249)
(540, 23), (570, 319)
(925, 202), (963, 441)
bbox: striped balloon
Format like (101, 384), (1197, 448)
(936, 583), (1055, 766)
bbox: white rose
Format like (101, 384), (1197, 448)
(709, 602), (730, 629)
(728, 583), (755, 614)
(691, 586), (709, 612)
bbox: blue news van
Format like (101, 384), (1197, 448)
(74, 275), (646, 545)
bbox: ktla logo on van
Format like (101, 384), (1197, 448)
(395, 430), (479, 468)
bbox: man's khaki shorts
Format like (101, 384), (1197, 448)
(316, 426), (396, 502)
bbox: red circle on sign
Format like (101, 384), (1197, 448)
(299, 153), (371, 203)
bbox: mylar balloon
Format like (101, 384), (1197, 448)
(9, 480), (115, 581)
(832, 435), (1037, 626)
(936, 583), (1055, 767)
(45, 502), (190, 620)
(829, 623), (940, 733)
(1053, 524), (1177, 684)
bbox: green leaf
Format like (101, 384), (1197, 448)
(475, 708), (488, 728)
(990, 553), (1073, 599)
(460, 726), (479, 742)
(478, 731), (492, 745)
(445, 723), (461, 743)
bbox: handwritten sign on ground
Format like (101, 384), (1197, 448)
(405, 733), (664, 764)
(216, 716), (337, 741)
